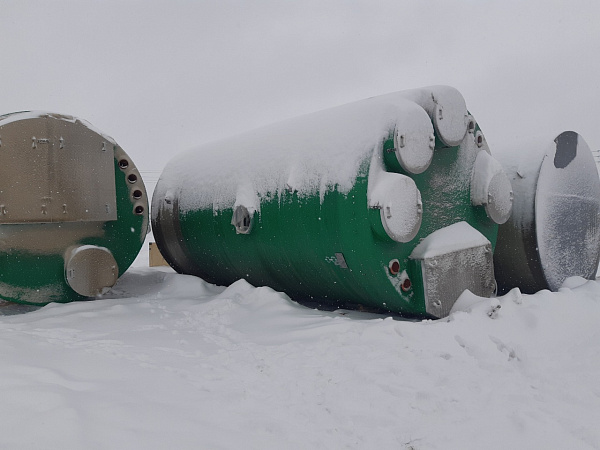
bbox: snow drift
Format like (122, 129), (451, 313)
(0, 260), (598, 449)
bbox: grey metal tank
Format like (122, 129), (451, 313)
(494, 131), (600, 293)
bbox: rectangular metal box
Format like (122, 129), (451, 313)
(0, 116), (117, 223)
(415, 243), (495, 318)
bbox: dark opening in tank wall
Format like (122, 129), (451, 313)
(553, 131), (577, 168)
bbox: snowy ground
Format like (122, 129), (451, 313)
(0, 242), (599, 449)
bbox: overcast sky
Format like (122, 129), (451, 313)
(2, 0), (599, 189)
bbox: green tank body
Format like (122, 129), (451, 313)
(152, 86), (513, 318)
(0, 112), (148, 305)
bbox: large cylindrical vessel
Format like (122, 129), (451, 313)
(0, 112), (148, 304)
(153, 86), (513, 318)
(494, 131), (600, 293)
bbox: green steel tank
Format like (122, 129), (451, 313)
(152, 86), (513, 318)
(0, 111), (148, 305)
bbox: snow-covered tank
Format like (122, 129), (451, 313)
(0, 112), (148, 304)
(494, 131), (600, 293)
(152, 86), (513, 318)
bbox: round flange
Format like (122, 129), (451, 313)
(431, 87), (468, 147)
(485, 172), (513, 224)
(393, 106), (435, 174)
(65, 245), (119, 297)
(471, 150), (513, 224)
(371, 172), (423, 243)
(232, 205), (254, 234)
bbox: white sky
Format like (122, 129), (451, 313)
(2, 0), (599, 186)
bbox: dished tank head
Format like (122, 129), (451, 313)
(494, 131), (600, 293)
(152, 86), (513, 319)
(0, 111), (149, 304)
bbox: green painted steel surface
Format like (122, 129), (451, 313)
(153, 87), (509, 318)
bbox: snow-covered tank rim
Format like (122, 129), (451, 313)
(535, 131), (600, 290)
(0, 111), (117, 145)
